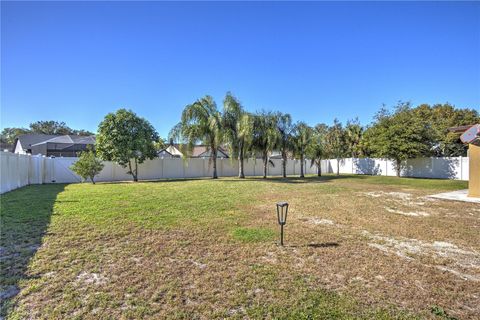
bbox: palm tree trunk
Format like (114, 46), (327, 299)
(282, 151), (287, 178)
(263, 152), (268, 179)
(238, 143), (245, 179)
(212, 147), (218, 179)
(300, 154), (305, 178)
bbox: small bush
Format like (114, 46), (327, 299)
(70, 148), (104, 184)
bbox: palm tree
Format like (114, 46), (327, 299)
(223, 92), (253, 178)
(325, 118), (346, 176)
(170, 95), (223, 179)
(307, 123), (328, 176)
(292, 121), (313, 178)
(251, 111), (279, 179)
(345, 118), (363, 158)
(275, 112), (293, 178)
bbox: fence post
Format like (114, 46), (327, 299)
(459, 156), (462, 180)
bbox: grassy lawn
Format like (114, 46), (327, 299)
(1, 175), (478, 319)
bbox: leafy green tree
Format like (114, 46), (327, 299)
(251, 111), (279, 179)
(171, 95), (223, 179)
(153, 138), (167, 152)
(70, 147), (104, 184)
(325, 118), (347, 176)
(345, 118), (363, 158)
(29, 120), (73, 135)
(1, 127), (31, 144)
(96, 109), (159, 182)
(1, 122), (94, 145)
(365, 102), (431, 177)
(223, 92), (254, 178)
(307, 123), (328, 176)
(292, 122), (313, 178)
(413, 103), (479, 156)
(275, 112), (294, 178)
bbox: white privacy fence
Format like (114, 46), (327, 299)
(0, 151), (469, 194)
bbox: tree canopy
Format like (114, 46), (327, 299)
(170, 95), (223, 179)
(96, 109), (159, 181)
(363, 102), (432, 176)
(1, 121), (94, 144)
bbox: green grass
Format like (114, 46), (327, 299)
(231, 227), (276, 243)
(0, 175), (471, 319)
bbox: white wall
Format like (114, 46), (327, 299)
(0, 151), (470, 194)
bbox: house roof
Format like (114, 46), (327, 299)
(16, 134), (95, 150)
(158, 144), (229, 158)
(448, 125), (477, 133)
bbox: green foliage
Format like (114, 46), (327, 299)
(70, 148), (104, 184)
(413, 103), (479, 156)
(430, 306), (458, 320)
(96, 109), (159, 181)
(345, 117), (364, 157)
(1, 121), (93, 145)
(325, 119), (347, 175)
(292, 121), (313, 177)
(170, 95), (223, 178)
(251, 111), (279, 178)
(153, 138), (167, 151)
(275, 112), (294, 177)
(363, 102), (432, 176)
(223, 92), (253, 178)
(0, 127), (31, 144)
(307, 123), (328, 176)
(29, 120), (74, 135)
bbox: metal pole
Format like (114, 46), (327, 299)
(280, 224), (284, 246)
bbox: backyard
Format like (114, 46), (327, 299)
(1, 175), (479, 319)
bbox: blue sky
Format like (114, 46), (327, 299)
(1, 1), (479, 137)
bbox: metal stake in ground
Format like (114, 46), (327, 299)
(276, 202), (289, 246)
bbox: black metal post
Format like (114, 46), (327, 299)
(280, 224), (284, 246)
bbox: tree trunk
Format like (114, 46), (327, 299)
(282, 151), (287, 178)
(212, 146), (218, 179)
(128, 160), (138, 182)
(300, 154), (305, 178)
(263, 152), (268, 179)
(91, 176), (96, 184)
(396, 159), (401, 177)
(317, 161), (322, 176)
(134, 158), (138, 182)
(336, 158), (340, 176)
(238, 143), (245, 179)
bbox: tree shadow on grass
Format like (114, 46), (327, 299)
(284, 242), (340, 248)
(97, 175), (358, 185)
(0, 184), (65, 317)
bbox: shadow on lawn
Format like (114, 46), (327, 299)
(97, 175), (357, 185)
(0, 184), (65, 317)
(285, 242), (340, 248)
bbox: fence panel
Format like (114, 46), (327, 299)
(0, 151), (471, 194)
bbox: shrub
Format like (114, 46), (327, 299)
(70, 148), (104, 184)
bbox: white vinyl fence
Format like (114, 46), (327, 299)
(0, 151), (469, 194)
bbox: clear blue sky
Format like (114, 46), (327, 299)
(1, 1), (479, 137)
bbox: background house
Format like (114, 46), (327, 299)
(158, 144), (229, 158)
(449, 124), (480, 198)
(14, 134), (95, 157)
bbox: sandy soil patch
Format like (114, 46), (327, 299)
(363, 231), (480, 281)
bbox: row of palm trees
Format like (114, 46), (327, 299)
(170, 93), (357, 179)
